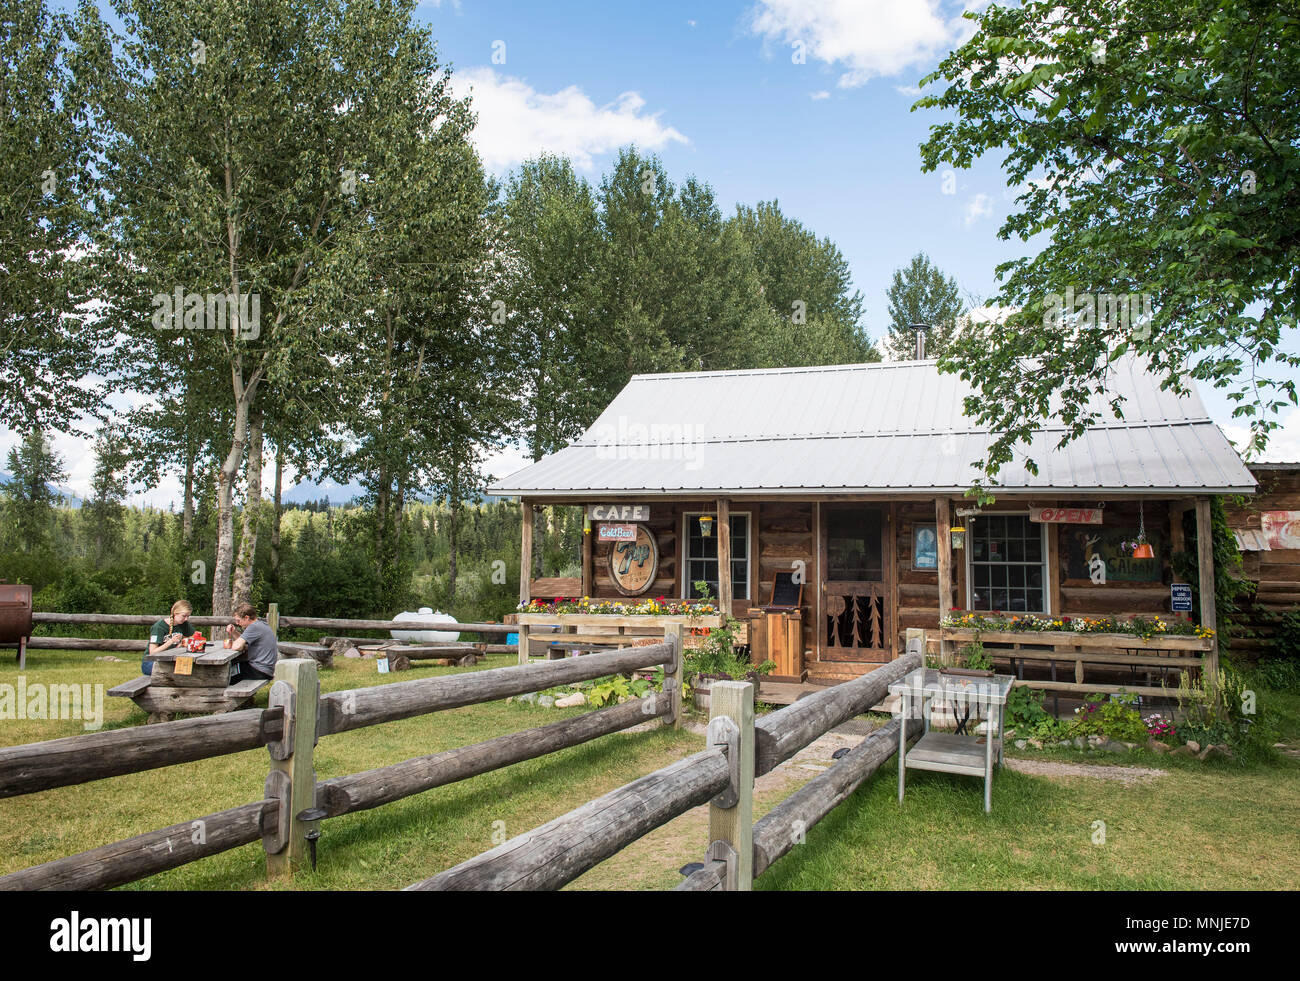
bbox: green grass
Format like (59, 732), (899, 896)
(4, 651), (1299, 890)
(756, 690), (1300, 891)
(0, 649), (702, 889)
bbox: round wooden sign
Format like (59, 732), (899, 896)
(610, 524), (659, 596)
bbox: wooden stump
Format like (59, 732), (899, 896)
(388, 654), (412, 672)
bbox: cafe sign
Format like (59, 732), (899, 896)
(588, 504), (650, 522)
(610, 525), (659, 596)
(1029, 507), (1103, 525)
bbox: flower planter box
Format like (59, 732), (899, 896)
(517, 613), (723, 629)
(515, 612), (731, 660)
(941, 627), (1212, 653)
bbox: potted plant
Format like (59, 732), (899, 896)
(686, 606), (775, 711)
(940, 640), (994, 678)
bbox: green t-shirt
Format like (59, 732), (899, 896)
(146, 617), (195, 655)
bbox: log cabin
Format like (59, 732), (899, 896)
(490, 356), (1255, 696)
(1223, 463), (1300, 659)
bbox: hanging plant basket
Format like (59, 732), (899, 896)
(1132, 542), (1155, 559)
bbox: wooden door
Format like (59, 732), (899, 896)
(820, 505), (892, 661)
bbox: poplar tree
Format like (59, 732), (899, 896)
(85, 0), (477, 614)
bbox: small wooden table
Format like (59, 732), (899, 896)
(890, 668), (1014, 813)
(108, 644), (269, 723)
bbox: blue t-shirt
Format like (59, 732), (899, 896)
(240, 619), (279, 676)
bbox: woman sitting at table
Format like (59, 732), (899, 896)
(143, 600), (195, 675)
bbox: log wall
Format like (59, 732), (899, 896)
(1223, 467), (1300, 657)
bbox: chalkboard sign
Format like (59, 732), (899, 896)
(769, 572), (803, 609)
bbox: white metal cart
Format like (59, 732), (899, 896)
(890, 668), (1015, 813)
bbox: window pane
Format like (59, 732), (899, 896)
(827, 508), (883, 581)
(968, 515), (1046, 613)
(686, 514), (750, 601)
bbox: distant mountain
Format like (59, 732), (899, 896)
(281, 477), (366, 506)
(0, 469), (83, 507)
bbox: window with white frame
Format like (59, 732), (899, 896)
(967, 514), (1047, 613)
(684, 513), (749, 601)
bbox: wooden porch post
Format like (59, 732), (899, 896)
(520, 499), (534, 606)
(717, 498), (733, 616)
(936, 497), (952, 664)
(1195, 497), (1220, 686)
(581, 514), (594, 598)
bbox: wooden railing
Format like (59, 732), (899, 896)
(0, 635), (684, 891)
(407, 651), (923, 891)
(940, 626), (1212, 697)
(22, 609), (516, 655)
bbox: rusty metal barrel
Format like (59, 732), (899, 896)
(0, 582), (34, 667)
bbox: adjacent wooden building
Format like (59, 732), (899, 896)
(1223, 463), (1300, 658)
(492, 358), (1255, 690)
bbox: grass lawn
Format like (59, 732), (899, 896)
(3, 650), (1297, 890)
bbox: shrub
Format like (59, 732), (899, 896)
(1006, 685), (1048, 729)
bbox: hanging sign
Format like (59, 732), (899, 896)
(173, 656), (193, 676)
(1029, 507), (1103, 525)
(597, 522), (638, 543)
(610, 525), (659, 596)
(588, 504), (650, 522)
(1171, 583), (1193, 613)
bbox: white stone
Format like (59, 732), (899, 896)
(555, 692), (586, 708)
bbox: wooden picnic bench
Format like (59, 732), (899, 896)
(108, 644), (270, 723)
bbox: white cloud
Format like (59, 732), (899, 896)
(963, 192), (993, 225)
(747, 0), (970, 86)
(810, 90), (830, 100)
(455, 67), (688, 172)
(894, 84), (921, 96)
(1224, 409), (1300, 463)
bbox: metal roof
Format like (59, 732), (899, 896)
(1234, 529), (1272, 552)
(489, 356), (1256, 497)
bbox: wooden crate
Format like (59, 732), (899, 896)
(750, 609), (806, 682)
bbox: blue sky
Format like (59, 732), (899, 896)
(16, 0), (1300, 505)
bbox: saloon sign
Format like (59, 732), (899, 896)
(610, 525), (659, 596)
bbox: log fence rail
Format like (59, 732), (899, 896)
(0, 630), (686, 891)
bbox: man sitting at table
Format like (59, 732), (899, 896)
(143, 600), (195, 675)
(226, 602), (279, 682)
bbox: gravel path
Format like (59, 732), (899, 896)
(1004, 757), (1168, 784)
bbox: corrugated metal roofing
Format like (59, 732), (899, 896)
(489, 356), (1256, 497)
(1234, 529), (1272, 552)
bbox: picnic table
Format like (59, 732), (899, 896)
(889, 668), (1015, 813)
(108, 643), (268, 723)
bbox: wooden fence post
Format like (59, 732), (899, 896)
(264, 658), (319, 879)
(665, 623), (685, 730)
(708, 680), (754, 890)
(516, 623), (530, 665)
(267, 602), (280, 636)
